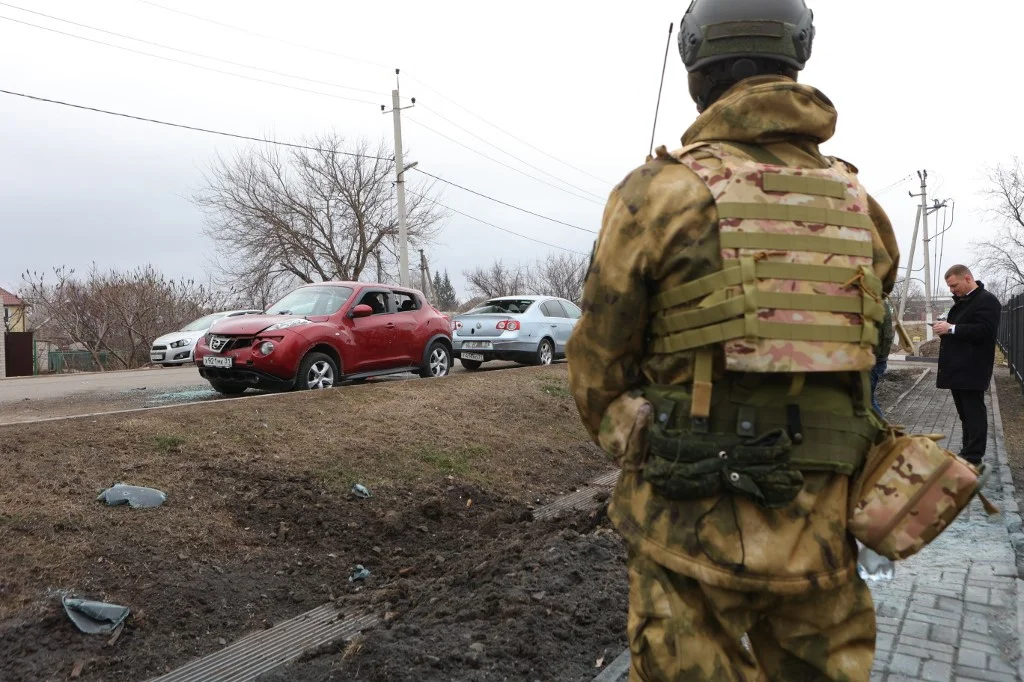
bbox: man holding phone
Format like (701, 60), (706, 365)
(933, 264), (1001, 464)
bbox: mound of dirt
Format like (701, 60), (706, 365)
(0, 366), (621, 682)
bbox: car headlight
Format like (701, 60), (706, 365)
(169, 338), (193, 348)
(259, 341), (275, 356)
(264, 318), (312, 332)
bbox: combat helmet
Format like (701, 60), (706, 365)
(679, 0), (815, 110)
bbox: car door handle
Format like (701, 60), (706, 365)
(386, 323), (396, 328)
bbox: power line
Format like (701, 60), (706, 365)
(407, 75), (612, 186)
(133, 0), (609, 187)
(0, 88), (392, 160)
(405, 117), (604, 206)
(0, 1), (385, 98)
(411, 168), (596, 234)
(418, 103), (606, 199)
(873, 174), (915, 196)
(1, 87), (592, 251)
(406, 189), (588, 255)
(136, 0), (391, 71)
(0, 14), (379, 106)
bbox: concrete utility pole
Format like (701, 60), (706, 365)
(918, 170), (935, 341)
(898, 204), (922, 324)
(902, 171), (952, 343)
(419, 249), (428, 300)
(381, 69), (417, 287)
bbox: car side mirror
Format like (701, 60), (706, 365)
(351, 304), (373, 318)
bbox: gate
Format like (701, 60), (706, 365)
(4, 332), (34, 377)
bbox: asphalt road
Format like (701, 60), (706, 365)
(0, 366), (206, 404)
(0, 360), (521, 406)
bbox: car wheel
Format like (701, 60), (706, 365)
(460, 358), (483, 371)
(535, 338), (555, 366)
(297, 352), (338, 390)
(421, 342), (452, 378)
(209, 380), (246, 395)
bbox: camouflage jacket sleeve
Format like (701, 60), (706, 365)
(567, 159), (716, 440)
(868, 193), (900, 294)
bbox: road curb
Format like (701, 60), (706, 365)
(988, 377), (1024, 681)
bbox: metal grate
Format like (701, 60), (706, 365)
(146, 606), (378, 682)
(533, 469), (618, 521)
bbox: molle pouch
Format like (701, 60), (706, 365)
(848, 429), (996, 560)
(644, 427), (803, 508)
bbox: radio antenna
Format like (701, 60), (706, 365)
(648, 22), (674, 160)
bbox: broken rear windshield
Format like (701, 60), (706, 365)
(466, 300), (536, 315)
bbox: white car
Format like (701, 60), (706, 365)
(150, 309), (261, 367)
(451, 295), (581, 369)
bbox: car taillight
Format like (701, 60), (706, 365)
(506, 320), (520, 331)
(496, 320), (506, 330)
(454, 320), (463, 330)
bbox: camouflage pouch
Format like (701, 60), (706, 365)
(847, 429), (995, 560)
(597, 391), (654, 470)
(645, 427), (804, 508)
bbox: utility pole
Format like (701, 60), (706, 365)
(897, 205), (922, 323)
(381, 69), (417, 287)
(918, 171), (935, 341)
(906, 171), (936, 340)
(419, 249), (428, 300)
(422, 251), (436, 302)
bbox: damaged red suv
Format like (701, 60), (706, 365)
(194, 282), (453, 394)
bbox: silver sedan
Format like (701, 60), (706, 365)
(451, 295), (581, 369)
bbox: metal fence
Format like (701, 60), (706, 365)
(48, 350), (116, 374)
(998, 292), (1024, 390)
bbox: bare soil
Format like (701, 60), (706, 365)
(875, 368), (923, 415)
(996, 370), (1024, 505)
(0, 365), (627, 682)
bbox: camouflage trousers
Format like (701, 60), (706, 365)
(627, 552), (876, 682)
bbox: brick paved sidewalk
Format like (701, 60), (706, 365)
(595, 370), (1023, 682)
(868, 372), (1020, 682)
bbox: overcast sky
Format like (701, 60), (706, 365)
(0, 0), (1017, 303)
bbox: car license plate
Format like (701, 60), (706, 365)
(462, 352), (485, 362)
(150, 353), (165, 361)
(203, 356), (233, 368)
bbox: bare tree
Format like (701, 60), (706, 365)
(463, 253), (588, 303)
(889, 278), (924, 319)
(463, 260), (532, 299)
(22, 265), (216, 370)
(977, 158), (1024, 290)
(528, 252), (588, 303)
(195, 134), (445, 295)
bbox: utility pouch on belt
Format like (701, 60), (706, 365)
(847, 428), (998, 560)
(644, 426), (803, 508)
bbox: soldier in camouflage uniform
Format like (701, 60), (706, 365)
(566, 1), (900, 680)
(870, 299), (894, 416)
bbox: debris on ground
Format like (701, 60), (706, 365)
(96, 484), (167, 509)
(351, 484), (372, 499)
(62, 597), (130, 635)
(348, 565), (370, 582)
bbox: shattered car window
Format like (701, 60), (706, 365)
(266, 286), (354, 316)
(465, 300), (536, 315)
(181, 313), (227, 332)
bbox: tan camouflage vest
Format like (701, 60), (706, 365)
(649, 141), (884, 413)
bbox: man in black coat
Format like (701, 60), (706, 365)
(932, 264), (1002, 464)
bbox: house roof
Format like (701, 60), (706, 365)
(0, 286), (25, 306)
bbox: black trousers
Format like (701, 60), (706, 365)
(951, 389), (988, 462)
